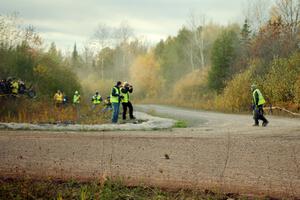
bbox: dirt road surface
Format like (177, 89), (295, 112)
(1, 105), (300, 198)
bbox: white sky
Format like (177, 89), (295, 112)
(0, 0), (248, 52)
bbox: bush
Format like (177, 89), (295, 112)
(215, 67), (253, 112)
(33, 53), (81, 98)
(130, 52), (164, 99)
(172, 69), (212, 102)
(294, 75), (300, 105)
(81, 76), (114, 100)
(262, 53), (300, 103)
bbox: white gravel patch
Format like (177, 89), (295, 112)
(0, 112), (175, 131)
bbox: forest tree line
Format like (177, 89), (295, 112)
(1, 0), (300, 112)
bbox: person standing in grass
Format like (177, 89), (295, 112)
(91, 91), (102, 111)
(53, 90), (63, 108)
(110, 81), (123, 124)
(11, 78), (19, 96)
(73, 91), (81, 121)
(102, 96), (113, 113)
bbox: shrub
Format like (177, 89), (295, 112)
(262, 53), (300, 103)
(215, 67), (253, 112)
(294, 75), (300, 105)
(172, 69), (212, 102)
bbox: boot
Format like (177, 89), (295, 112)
(262, 121), (269, 127)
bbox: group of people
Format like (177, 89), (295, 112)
(53, 81), (135, 124)
(0, 77), (29, 97)
(110, 81), (135, 123)
(53, 82), (269, 126)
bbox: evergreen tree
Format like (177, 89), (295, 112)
(208, 29), (238, 92)
(241, 19), (251, 42)
(72, 43), (78, 61)
(71, 43), (81, 68)
(48, 42), (62, 62)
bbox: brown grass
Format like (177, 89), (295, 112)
(0, 97), (110, 124)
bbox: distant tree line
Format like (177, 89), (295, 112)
(0, 14), (81, 98)
(1, 0), (300, 112)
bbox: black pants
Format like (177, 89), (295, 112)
(253, 105), (268, 125)
(122, 101), (134, 120)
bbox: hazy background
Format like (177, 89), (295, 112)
(1, 0), (300, 116)
(0, 0), (246, 51)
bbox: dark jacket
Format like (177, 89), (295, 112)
(253, 91), (259, 106)
(121, 86), (133, 94)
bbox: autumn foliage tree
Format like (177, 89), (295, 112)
(130, 53), (164, 99)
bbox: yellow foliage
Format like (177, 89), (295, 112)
(33, 64), (48, 75)
(294, 75), (300, 104)
(263, 54), (300, 103)
(130, 52), (164, 98)
(81, 76), (114, 98)
(215, 68), (252, 112)
(172, 68), (210, 101)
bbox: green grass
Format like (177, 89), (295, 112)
(0, 177), (267, 200)
(174, 120), (188, 128)
(0, 178), (268, 200)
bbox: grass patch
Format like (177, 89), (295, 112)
(174, 120), (188, 128)
(0, 98), (110, 125)
(0, 177), (265, 200)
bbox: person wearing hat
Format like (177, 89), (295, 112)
(110, 81), (123, 123)
(73, 91), (81, 104)
(102, 96), (113, 113)
(251, 84), (269, 127)
(11, 78), (19, 96)
(121, 81), (135, 120)
(91, 91), (102, 110)
(53, 90), (63, 107)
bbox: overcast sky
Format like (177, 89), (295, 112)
(0, 0), (246, 52)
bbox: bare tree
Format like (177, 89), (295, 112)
(113, 21), (134, 80)
(94, 23), (113, 49)
(93, 23), (114, 80)
(274, 0), (300, 36)
(114, 21), (134, 44)
(92, 21), (135, 80)
(0, 13), (24, 48)
(243, 0), (271, 32)
(186, 11), (206, 71)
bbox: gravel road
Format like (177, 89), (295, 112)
(0, 105), (300, 198)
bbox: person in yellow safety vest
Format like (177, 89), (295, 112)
(11, 79), (19, 95)
(121, 82), (135, 120)
(251, 84), (269, 127)
(73, 91), (81, 104)
(110, 81), (123, 123)
(73, 91), (81, 121)
(91, 92), (102, 110)
(53, 90), (63, 107)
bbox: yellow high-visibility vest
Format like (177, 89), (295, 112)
(110, 87), (119, 103)
(73, 94), (80, 104)
(11, 81), (19, 94)
(253, 89), (266, 106)
(92, 95), (101, 104)
(54, 93), (63, 103)
(121, 90), (129, 103)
